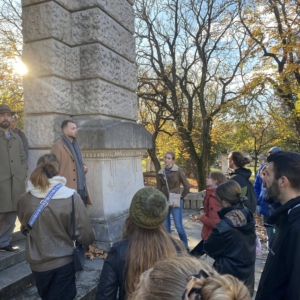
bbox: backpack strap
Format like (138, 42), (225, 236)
(27, 184), (63, 230)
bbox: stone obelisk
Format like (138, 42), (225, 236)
(22, 0), (151, 250)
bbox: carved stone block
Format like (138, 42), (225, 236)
(80, 44), (137, 91)
(23, 39), (80, 79)
(22, 0), (135, 33)
(22, 2), (71, 45)
(72, 79), (137, 120)
(72, 8), (135, 62)
(23, 77), (72, 114)
(24, 115), (67, 148)
(72, 0), (135, 33)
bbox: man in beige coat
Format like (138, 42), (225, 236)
(50, 120), (92, 205)
(0, 104), (27, 252)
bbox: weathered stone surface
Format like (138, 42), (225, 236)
(84, 151), (145, 249)
(22, 2), (71, 44)
(24, 115), (66, 148)
(0, 261), (34, 299)
(77, 120), (152, 149)
(23, 39), (80, 79)
(72, 1), (135, 33)
(72, 8), (135, 62)
(9, 258), (104, 300)
(22, 0), (71, 9)
(23, 77), (72, 114)
(72, 79), (137, 120)
(80, 44), (137, 91)
(22, 0), (135, 34)
(23, 40), (136, 90)
(84, 153), (144, 217)
(26, 149), (51, 176)
(91, 211), (128, 251)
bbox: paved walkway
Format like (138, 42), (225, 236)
(171, 209), (268, 299)
(13, 209), (267, 299)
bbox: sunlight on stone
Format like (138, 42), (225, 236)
(13, 59), (28, 75)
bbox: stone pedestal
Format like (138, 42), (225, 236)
(22, 0), (151, 250)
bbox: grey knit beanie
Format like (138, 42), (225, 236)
(129, 187), (169, 229)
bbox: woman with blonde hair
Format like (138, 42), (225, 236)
(96, 187), (186, 300)
(157, 151), (190, 248)
(130, 256), (251, 300)
(203, 180), (256, 296)
(17, 154), (95, 299)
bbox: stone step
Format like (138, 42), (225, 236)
(0, 239), (26, 271)
(9, 258), (104, 300)
(0, 260), (34, 300)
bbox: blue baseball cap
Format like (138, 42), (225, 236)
(268, 147), (282, 153)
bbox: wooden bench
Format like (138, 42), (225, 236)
(183, 190), (206, 209)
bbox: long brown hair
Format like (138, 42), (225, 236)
(130, 256), (251, 300)
(210, 172), (227, 185)
(30, 154), (60, 192)
(215, 180), (243, 206)
(229, 151), (251, 168)
(123, 217), (186, 296)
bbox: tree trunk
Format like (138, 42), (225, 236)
(198, 118), (212, 191)
(147, 135), (161, 185)
(254, 151), (258, 177)
(177, 118), (212, 191)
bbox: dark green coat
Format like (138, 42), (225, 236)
(0, 129), (27, 212)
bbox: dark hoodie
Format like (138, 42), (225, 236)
(203, 206), (256, 296)
(256, 197), (300, 300)
(230, 167), (257, 213)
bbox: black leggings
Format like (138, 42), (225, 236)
(32, 262), (76, 300)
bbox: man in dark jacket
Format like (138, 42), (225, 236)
(254, 147), (282, 245)
(256, 151), (300, 300)
(228, 151), (257, 213)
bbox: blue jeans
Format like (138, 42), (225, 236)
(163, 200), (188, 248)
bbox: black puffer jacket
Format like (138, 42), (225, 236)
(256, 197), (300, 300)
(230, 167), (257, 213)
(203, 206), (256, 296)
(96, 239), (128, 300)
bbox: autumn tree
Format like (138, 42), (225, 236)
(238, 0), (300, 136)
(135, 0), (255, 189)
(0, 0), (24, 126)
(212, 97), (299, 173)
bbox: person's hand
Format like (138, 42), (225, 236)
(83, 165), (88, 174)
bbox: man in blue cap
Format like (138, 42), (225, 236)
(254, 146), (282, 245)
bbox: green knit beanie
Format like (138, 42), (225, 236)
(129, 187), (169, 229)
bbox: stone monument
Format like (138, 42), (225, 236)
(22, 0), (152, 250)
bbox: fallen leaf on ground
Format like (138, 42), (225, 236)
(85, 245), (107, 260)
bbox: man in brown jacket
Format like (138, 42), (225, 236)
(0, 104), (27, 252)
(50, 120), (92, 205)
